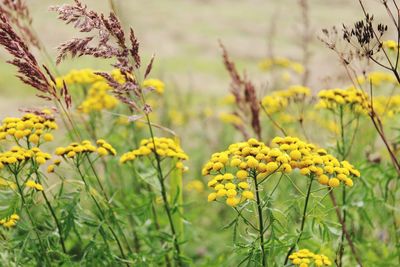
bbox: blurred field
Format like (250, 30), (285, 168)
(0, 0), (393, 116)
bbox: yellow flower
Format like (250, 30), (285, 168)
(272, 136), (359, 187)
(43, 133), (54, 142)
(261, 85), (310, 115)
(47, 165), (55, 173)
(186, 180), (204, 193)
(97, 147), (108, 156)
(36, 156), (46, 165)
(142, 78), (165, 94)
(289, 249), (332, 266)
(219, 94), (236, 105)
(242, 190), (254, 199)
(266, 162), (278, 172)
(0, 113), (58, 145)
(315, 87), (369, 115)
(226, 197), (240, 207)
(328, 178), (340, 187)
(258, 57), (304, 73)
(208, 192), (217, 202)
(0, 147), (50, 167)
(58, 69), (124, 113)
(219, 113), (243, 126)
(56, 139), (115, 159)
(204, 137), (360, 207)
(25, 180), (44, 191)
(120, 137), (188, 164)
(382, 40), (400, 51)
(29, 134), (40, 144)
(236, 170), (249, 179)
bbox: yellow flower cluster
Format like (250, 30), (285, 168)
(142, 79), (165, 94)
(382, 40), (400, 51)
(261, 85), (311, 114)
(203, 138), (292, 207)
(55, 139), (116, 159)
(185, 180), (204, 193)
(47, 159), (61, 174)
(356, 71), (397, 86)
(204, 137), (360, 207)
(259, 57), (304, 74)
(120, 137), (188, 164)
(219, 94), (236, 106)
(78, 82), (119, 113)
(272, 136), (360, 187)
(0, 214), (20, 228)
(219, 113), (243, 126)
(372, 95), (400, 117)
(315, 88), (369, 114)
(289, 249), (332, 267)
(25, 180), (44, 191)
(0, 113), (57, 145)
(57, 69), (125, 114)
(0, 147), (51, 168)
(56, 69), (105, 86)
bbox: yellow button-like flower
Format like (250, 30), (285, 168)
(236, 170), (249, 179)
(328, 178), (340, 187)
(207, 193), (217, 202)
(226, 197), (240, 207)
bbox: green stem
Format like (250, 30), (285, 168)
(339, 106), (346, 158)
(145, 114), (183, 266)
(392, 208), (400, 264)
(147, 184), (172, 267)
(170, 159), (184, 243)
(76, 165), (130, 267)
(85, 155), (133, 254)
(32, 164), (67, 253)
(337, 106), (346, 267)
(329, 191), (363, 266)
(260, 103), (288, 136)
(284, 176), (314, 264)
(253, 172), (266, 266)
(12, 171), (51, 266)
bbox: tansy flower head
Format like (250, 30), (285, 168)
(382, 40), (400, 51)
(219, 113), (243, 126)
(356, 71), (397, 86)
(0, 113), (57, 145)
(258, 57), (304, 74)
(203, 138), (291, 207)
(55, 139), (116, 159)
(0, 147), (51, 169)
(261, 85), (311, 115)
(25, 180), (44, 191)
(271, 136), (360, 187)
(315, 87), (369, 115)
(185, 180), (204, 193)
(96, 139), (117, 156)
(219, 94), (236, 106)
(78, 82), (119, 113)
(56, 69), (123, 113)
(289, 249), (332, 266)
(370, 95), (400, 118)
(142, 78), (165, 94)
(120, 137), (188, 165)
(0, 213), (20, 229)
